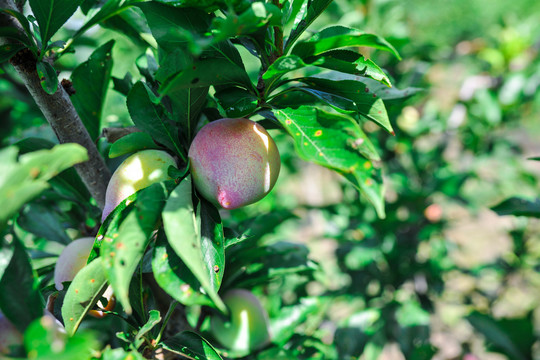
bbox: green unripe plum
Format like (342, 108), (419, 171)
(188, 118), (280, 209)
(102, 149), (177, 221)
(210, 289), (271, 352)
(54, 237), (95, 291)
(0, 312), (22, 354)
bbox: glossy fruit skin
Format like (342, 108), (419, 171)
(0, 312), (22, 354)
(210, 289), (271, 352)
(54, 237), (95, 291)
(188, 118), (280, 209)
(102, 150), (176, 221)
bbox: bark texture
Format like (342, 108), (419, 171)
(0, 0), (111, 210)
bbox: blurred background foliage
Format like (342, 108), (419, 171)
(2, 0), (540, 359)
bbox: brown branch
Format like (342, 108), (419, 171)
(0, 0), (111, 210)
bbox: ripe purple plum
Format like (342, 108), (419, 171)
(0, 312), (22, 354)
(210, 289), (271, 352)
(102, 150), (177, 221)
(54, 237), (95, 291)
(188, 118), (280, 209)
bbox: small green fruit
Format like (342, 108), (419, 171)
(210, 289), (271, 352)
(54, 237), (95, 291)
(0, 312), (22, 354)
(188, 118), (280, 209)
(102, 149), (176, 221)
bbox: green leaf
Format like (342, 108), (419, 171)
(160, 331), (223, 360)
(214, 87), (258, 118)
(0, 9), (34, 47)
(101, 8), (152, 49)
(36, 61), (58, 94)
(306, 50), (391, 87)
(491, 197), (540, 217)
(61, 257), (107, 336)
(152, 230), (213, 307)
(72, 0), (124, 40)
(162, 176), (226, 312)
(127, 81), (184, 159)
(271, 298), (322, 346)
(0, 43), (25, 63)
(101, 348), (146, 360)
(134, 310), (161, 347)
(211, 2), (282, 41)
(285, 0), (333, 53)
(0, 144), (88, 229)
(227, 241), (317, 289)
(467, 312), (533, 360)
(17, 203), (72, 245)
(112, 72), (134, 96)
(0, 236), (44, 333)
(24, 316), (99, 360)
(198, 198), (225, 292)
(160, 39), (253, 96)
(160, 57), (253, 93)
(262, 55), (310, 94)
(0, 25), (33, 47)
(291, 25), (401, 60)
(296, 76), (393, 133)
(357, 77), (423, 102)
(101, 182), (173, 314)
(167, 86), (209, 142)
(29, 0), (83, 46)
(273, 106), (385, 217)
(14, 138), (91, 204)
(395, 300), (430, 327)
(137, 2), (209, 52)
(71, 40), (114, 140)
(108, 132), (160, 158)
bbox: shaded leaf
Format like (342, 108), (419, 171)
(0, 235), (44, 333)
(127, 81), (184, 158)
(160, 331), (223, 360)
(17, 203), (72, 245)
(137, 2), (209, 52)
(0, 43), (26, 63)
(467, 312), (533, 360)
(214, 87), (258, 118)
(71, 40), (115, 140)
(491, 197), (540, 217)
(109, 132), (160, 159)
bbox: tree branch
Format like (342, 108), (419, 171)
(0, 0), (111, 210)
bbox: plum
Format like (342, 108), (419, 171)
(102, 149), (176, 221)
(54, 237), (94, 291)
(188, 118), (280, 209)
(210, 289), (270, 352)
